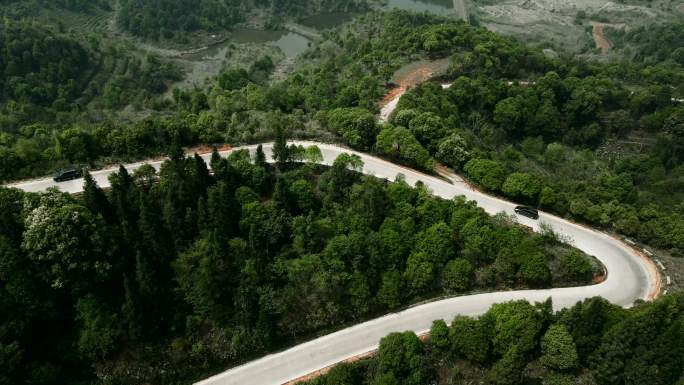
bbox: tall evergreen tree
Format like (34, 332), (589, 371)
(83, 171), (114, 224)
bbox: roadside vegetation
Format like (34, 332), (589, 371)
(0, 141), (596, 384)
(1, 3), (684, 385)
(303, 292), (684, 385)
(5, 10), (681, 256)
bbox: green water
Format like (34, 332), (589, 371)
(272, 32), (310, 57)
(232, 28), (310, 57)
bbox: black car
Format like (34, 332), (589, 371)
(53, 168), (82, 182)
(514, 205), (539, 220)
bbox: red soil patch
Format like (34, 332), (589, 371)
(381, 85), (406, 104)
(378, 59), (449, 109)
(187, 144), (232, 155)
(592, 23), (612, 54)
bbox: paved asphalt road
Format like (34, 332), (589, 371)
(7, 141), (658, 385)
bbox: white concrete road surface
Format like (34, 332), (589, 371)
(6, 141), (659, 385)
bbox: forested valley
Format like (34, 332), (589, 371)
(3, 10), (681, 256)
(1, 2), (684, 385)
(0, 137), (598, 384)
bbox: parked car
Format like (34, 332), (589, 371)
(53, 168), (82, 182)
(514, 205), (539, 219)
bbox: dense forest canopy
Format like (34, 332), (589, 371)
(304, 293), (684, 385)
(608, 22), (684, 65)
(0, 142), (597, 384)
(117, 0), (371, 40)
(1, 10), (683, 254)
(0, 21), (91, 107)
(0, 4), (683, 385)
(0, 20), (181, 178)
(117, 0), (244, 40)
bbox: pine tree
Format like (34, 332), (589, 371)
(272, 125), (289, 168)
(82, 170), (114, 224)
(122, 274), (142, 341)
(255, 144), (266, 167)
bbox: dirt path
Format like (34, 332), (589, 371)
(591, 22), (612, 54)
(378, 58), (451, 122)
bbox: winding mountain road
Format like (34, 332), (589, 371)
(7, 141), (659, 385)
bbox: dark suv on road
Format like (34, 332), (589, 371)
(53, 168), (82, 182)
(514, 205), (539, 220)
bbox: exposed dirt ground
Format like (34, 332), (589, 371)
(378, 58), (451, 121)
(590, 21), (628, 54)
(592, 22), (612, 54)
(476, 0), (673, 53)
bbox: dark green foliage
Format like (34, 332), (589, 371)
(376, 331), (427, 385)
(116, 0), (370, 41)
(319, 107), (378, 150)
(0, 22), (89, 106)
(310, 293), (684, 385)
(449, 315), (491, 363)
(376, 125), (435, 170)
(540, 324), (579, 371)
(441, 258), (474, 293)
(611, 22), (684, 64)
(559, 250), (593, 284)
(0, 148), (590, 384)
(464, 159), (506, 191)
(117, 0), (244, 40)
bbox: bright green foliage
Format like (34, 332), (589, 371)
(540, 324), (579, 371)
(415, 221), (455, 267)
(429, 319), (450, 351)
(304, 145), (324, 165)
(310, 293), (684, 385)
(376, 331), (427, 385)
(559, 250), (594, 283)
(485, 348), (525, 385)
(436, 133), (470, 169)
(379, 269), (403, 310)
(464, 159), (506, 191)
(488, 300), (545, 355)
(449, 315), (491, 363)
(376, 126), (435, 170)
(407, 112), (447, 152)
(501, 172), (542, 202)
(518, 253), (551, 287)
(21, 193), (111, 290)
(323, 108), (378, 150)
(404, 251), (434, 293)
(442, 258), (473, 293)
(544, 372), (576, 385)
